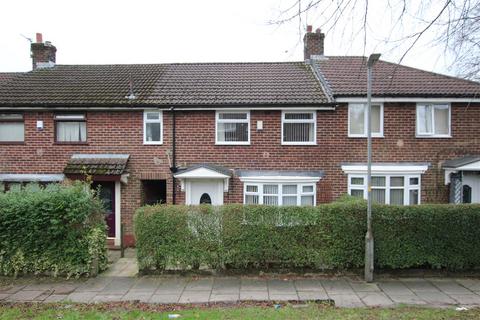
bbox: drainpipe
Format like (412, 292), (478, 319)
(169, 107), (178, 204)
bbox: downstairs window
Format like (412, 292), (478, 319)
(244, 183), (316, 206)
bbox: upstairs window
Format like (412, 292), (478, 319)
(0, 113), (24, 142)
(216, 111), (250, 144)
(55, 114), (86, 143)
(348, 103), (383, 137)
(282, 111), (316, 144)
(416, 104), (450, 137)
(144, 111), (163, 144)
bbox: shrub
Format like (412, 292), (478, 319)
(0, 182), (108, 277)
(135, 201), (480, 272)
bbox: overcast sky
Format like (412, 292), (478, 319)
(0, 0), (456, 76)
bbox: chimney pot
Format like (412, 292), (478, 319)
(315, 28), (321, 34)
(36, 33), (43, 43)
(306, 25), (313, 32)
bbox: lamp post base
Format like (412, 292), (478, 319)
(365, 231), (374, 282)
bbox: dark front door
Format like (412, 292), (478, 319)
(92, 181), (115, 238)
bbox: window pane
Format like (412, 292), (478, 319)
(301, 195), (314, 206)
(245, 195), (259, 204)
(217, 123), (248, 142)
(302, 185), (314, 193)
(263, 185), (278, 195)
(409, 190), (419, 205)
(57, 121), (86, 142)
(371, 105), (381, 133)
(351, 177), (364, 185)
(264, 195), (278, 205)
(282, 196), (297, 205)
(146, 112), (160, 120)
(409, 177), (419, 185)
(246, 185), (258, 192)
(434, 106), (449, 134)
(417, 105), (432, 134)
(349, 104), (365, 135)
(282, 185), (297, 194)
(372, 189), (386, 204)
(283, 123), (314, 142)
(351, 189), (364, 198)
(390, 189), (404, 205)
(390, 177), (404, 187)
(372, 177), (386, 187)
(284, 113), (313, 120)
(146, 122), (161, 142)
(0, 122), (24, 141)
(219, 112), (247, 120)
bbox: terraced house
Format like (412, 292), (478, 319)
(1, 28), (480, 246)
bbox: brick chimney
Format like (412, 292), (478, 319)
(31, 33), (56, 70)
(303, 26), (325, 60)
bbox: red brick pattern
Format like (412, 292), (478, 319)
(2, 103), (480, 243)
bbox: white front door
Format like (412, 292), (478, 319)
(186, 179), (224, 205)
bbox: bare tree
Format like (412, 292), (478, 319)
(270, 0), (480, 81)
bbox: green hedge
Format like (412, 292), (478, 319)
(135, 200), (480, 272)
(0, 182), (108, 277)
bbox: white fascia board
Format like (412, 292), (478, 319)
(239, 176), (322, 183)
(174, 167), (230, 179)
(341, 164), (429, 175)
(336, 97), (480, 103)
(174, 106), (335, 111)
(0, 173), (65, 182)
(455, 161), (480, 171)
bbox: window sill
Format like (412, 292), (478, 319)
(143, 142), (164, 145)
(281, 142), (317, 146)
(415, 135), (452, 139)
(215, 142), (251, 146)
(348, 135), (384, 138)
(54, 142), (89, 145)
(0, 141), (25, 145)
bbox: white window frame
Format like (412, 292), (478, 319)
(348, 103), (384, 138)
(0, 113), (24, 143)
(347, 174), (421, 205)
(416, 103), (451, 138)
(215, 110), (250, 145)
(281, 111), (317, 145)
(243, 182), (316, 206)
(143, 110), (163, 145)
(54, 113), (87, 143)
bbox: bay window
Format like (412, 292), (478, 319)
(0, 113), (24, 142)
(416, 103), (450, 137)
(244, 183), (316, 206)
(348, 174), (420, 205)
(282, 111), (316, 144)
(55, 114), (86, 143)
(144, 111), (163, 144)
(216, 111), (250, 144)
(348, 103), (383, 137)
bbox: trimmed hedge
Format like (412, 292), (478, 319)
(0, 182), (108, 277)
(135, 200), (480, 272)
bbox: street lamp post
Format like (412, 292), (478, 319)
(365, 53), (381, 283)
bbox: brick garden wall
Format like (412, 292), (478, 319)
(1, 102), (479, 244)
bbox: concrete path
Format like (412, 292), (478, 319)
(2, 275), (480, 308)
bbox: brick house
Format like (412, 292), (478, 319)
(1, 29), (480, 246)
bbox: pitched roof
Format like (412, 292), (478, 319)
(313, 57), (480, 98)
(443, 155), (480, 169)
(0, 73), (21, 85)
(175, 163), (233, 177)
(0, 62), (329, 107)
(64, 154), (130, 176)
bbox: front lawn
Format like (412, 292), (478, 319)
(1, 303), (479, 319)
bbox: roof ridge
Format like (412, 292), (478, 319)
(52, 61), (307, 67)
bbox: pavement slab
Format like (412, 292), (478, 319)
(44, 294), (68, 303)
(348, 280), (381, 292)
(321, 279), (354, 294)
(388, 294), (427, 305)
(101, 277), (136, 295)
(269, 293), (299, 301)
(209, 293), (239, 302)
(448, 294), (480, 305)
(0, 293), (11, 301)
(378, 281), (414, 296)
(294, 279), (325, 292)
(92, 294), (125, 303)
(268, 279), (297, 294)
(240, 290), (269, 301)
(401, 278), (440, 293)
(67, 291), (98, 303)
(329, 293), (364, 308)
(429, 279), (473, 294)
(122, 291), (154, 303)
(420, 291), (457, 305)
(179, 290), (211, 303)
(213, 277), (241, 293)
(185, 278), (214, 291)
(297, 291), (329, 301)
(0, 285), (26, 294)
(241, 278), (267, 291)
(149, 294), (181, 304)
(7, 290), (45, 302)
(76, 277), (112, 292)
(456, 279), (480, 292)
(357, 292), (395, 307)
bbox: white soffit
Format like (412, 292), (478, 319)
(239, 176), (322, 183)
(336, 97), (480, 103)
(341, 164), (429, 175)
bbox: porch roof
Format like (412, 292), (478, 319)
(174, 163), (232, 179)
(64, 154), (130, 176)
(443, 155), (480, 169)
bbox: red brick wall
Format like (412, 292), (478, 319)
(2, 103), (480, 243)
